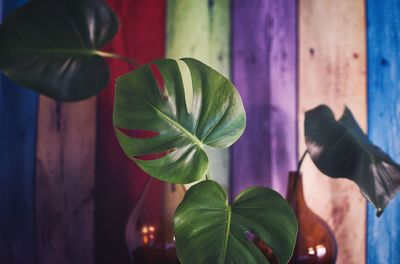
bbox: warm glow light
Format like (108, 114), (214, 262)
(149, 234), (154, 240)
(173, 236), (176, 242)
(141, 226), (149, 234)
(308, 247), (315, 255)
(149, 225), (155, 232)
(143, 236), (149, 244)
(316, 245), (327, 257)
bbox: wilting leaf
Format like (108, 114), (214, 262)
(113, 58), (246, 184)
(173, 180), (297, 264)
(0, 0), (118, 101)
(305, 105), (400, 216)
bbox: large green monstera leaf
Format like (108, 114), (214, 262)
(305, 105), (400, 216)
(113, 58), (246, 183)
(0, 0), (118, 101)
(174, 180), (298, 264)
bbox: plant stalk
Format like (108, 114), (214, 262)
(94, 50), (141, 67)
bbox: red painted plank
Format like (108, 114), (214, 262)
(96, 1), (166, 263)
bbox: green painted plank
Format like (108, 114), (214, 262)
(167, 0), (230, 190)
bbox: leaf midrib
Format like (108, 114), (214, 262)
(223, 207), (232, 264)
(1, 48), (105, 56)
(145, 100), (204, 149)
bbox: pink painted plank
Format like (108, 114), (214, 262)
(35, 97), (96, 264)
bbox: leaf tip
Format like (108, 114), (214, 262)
(376, 207), (383, 217)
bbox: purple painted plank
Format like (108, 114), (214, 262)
(230, 0), (297, 197)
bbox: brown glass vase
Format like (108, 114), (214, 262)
(125, 178), (185, 264)
(286, 171), (338, 264)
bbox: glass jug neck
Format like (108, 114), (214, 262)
(286, 171), (307, 208)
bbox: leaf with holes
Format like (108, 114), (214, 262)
(174, 180), (297, 264)
(0, 0), (118, 101)
(113, 58), (246, 183)
(305, 105), (400, 216)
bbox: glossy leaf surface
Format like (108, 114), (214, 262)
(305, 105), (400, 216)
(173, 180), (297, 264)
(0, 0), (118, 101)
(113, 58), (246, 184)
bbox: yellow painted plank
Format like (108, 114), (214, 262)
(35, 97), (96, 264)
(167, 0), (230, 190)
(299, 1), (367, 263)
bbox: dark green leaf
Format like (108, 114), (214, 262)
(113, 58), (246, 184)
(0, 0), (118, 101)
(174, 180), (297, 264)
(305, 105), (400, 216)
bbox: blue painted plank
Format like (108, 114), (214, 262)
(0, 0), (38, 263)
(367, 1), (400, 263)
(230, 0), (297, 198)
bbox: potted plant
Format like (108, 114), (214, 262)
(1, 1), (399, 263)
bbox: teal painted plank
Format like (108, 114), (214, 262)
(367, 1), (400, 263)
(0, 0), (38, 263)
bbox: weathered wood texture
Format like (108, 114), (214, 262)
(366, 1), (400, 263)
(167, 0), (231, 190)
(299, 1), (367, 263)
(231, 0), (297, 197)
(0, 1), (37, 263)
(35, 97), (96, 264)
(96, 1), (166, 263)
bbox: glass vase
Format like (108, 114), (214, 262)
(286, 171), (338, 263)
(125, 178), (185, 264)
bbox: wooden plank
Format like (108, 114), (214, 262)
(0, 0), (37, 263)
(230, 0), (297, 197)
(166, 0), (231, 191)
(35, 97), (96, 264)
(95, 1), (166, 263)
(298, 1), (367, 263)
(366, 1), (400, 263)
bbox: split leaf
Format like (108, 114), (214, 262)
(0, 0), (118, 101)
(305, 105), (400, 216)
(174, 180), (298, 264)
(113, 58), (246, 184)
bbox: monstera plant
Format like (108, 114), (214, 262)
(1, 0), (400, 263)
(113, 58), (298, 263)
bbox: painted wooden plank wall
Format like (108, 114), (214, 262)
(366, 1), (400, 263)
(0, 1), (37, 263)
(299, 1), (367, 263)
(231, 0), (297, 197)
(167, 0), (231, 191)
(35, 97), (96, 264)
(96, 1), (166, 263)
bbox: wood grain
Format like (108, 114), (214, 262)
(366, 1), (400, 263)
(0, 0), (37, 263)
(231, 0), (297, 197)
(96, 1), (166, 263)
(299, 1), (367, 263)
(35, 97), (96, 264)
(167, 0), (231, 191)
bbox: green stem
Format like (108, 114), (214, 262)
(2, 48), (141, 67)
(93, 50), (140, 67)
(297, 150), (308, 172)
